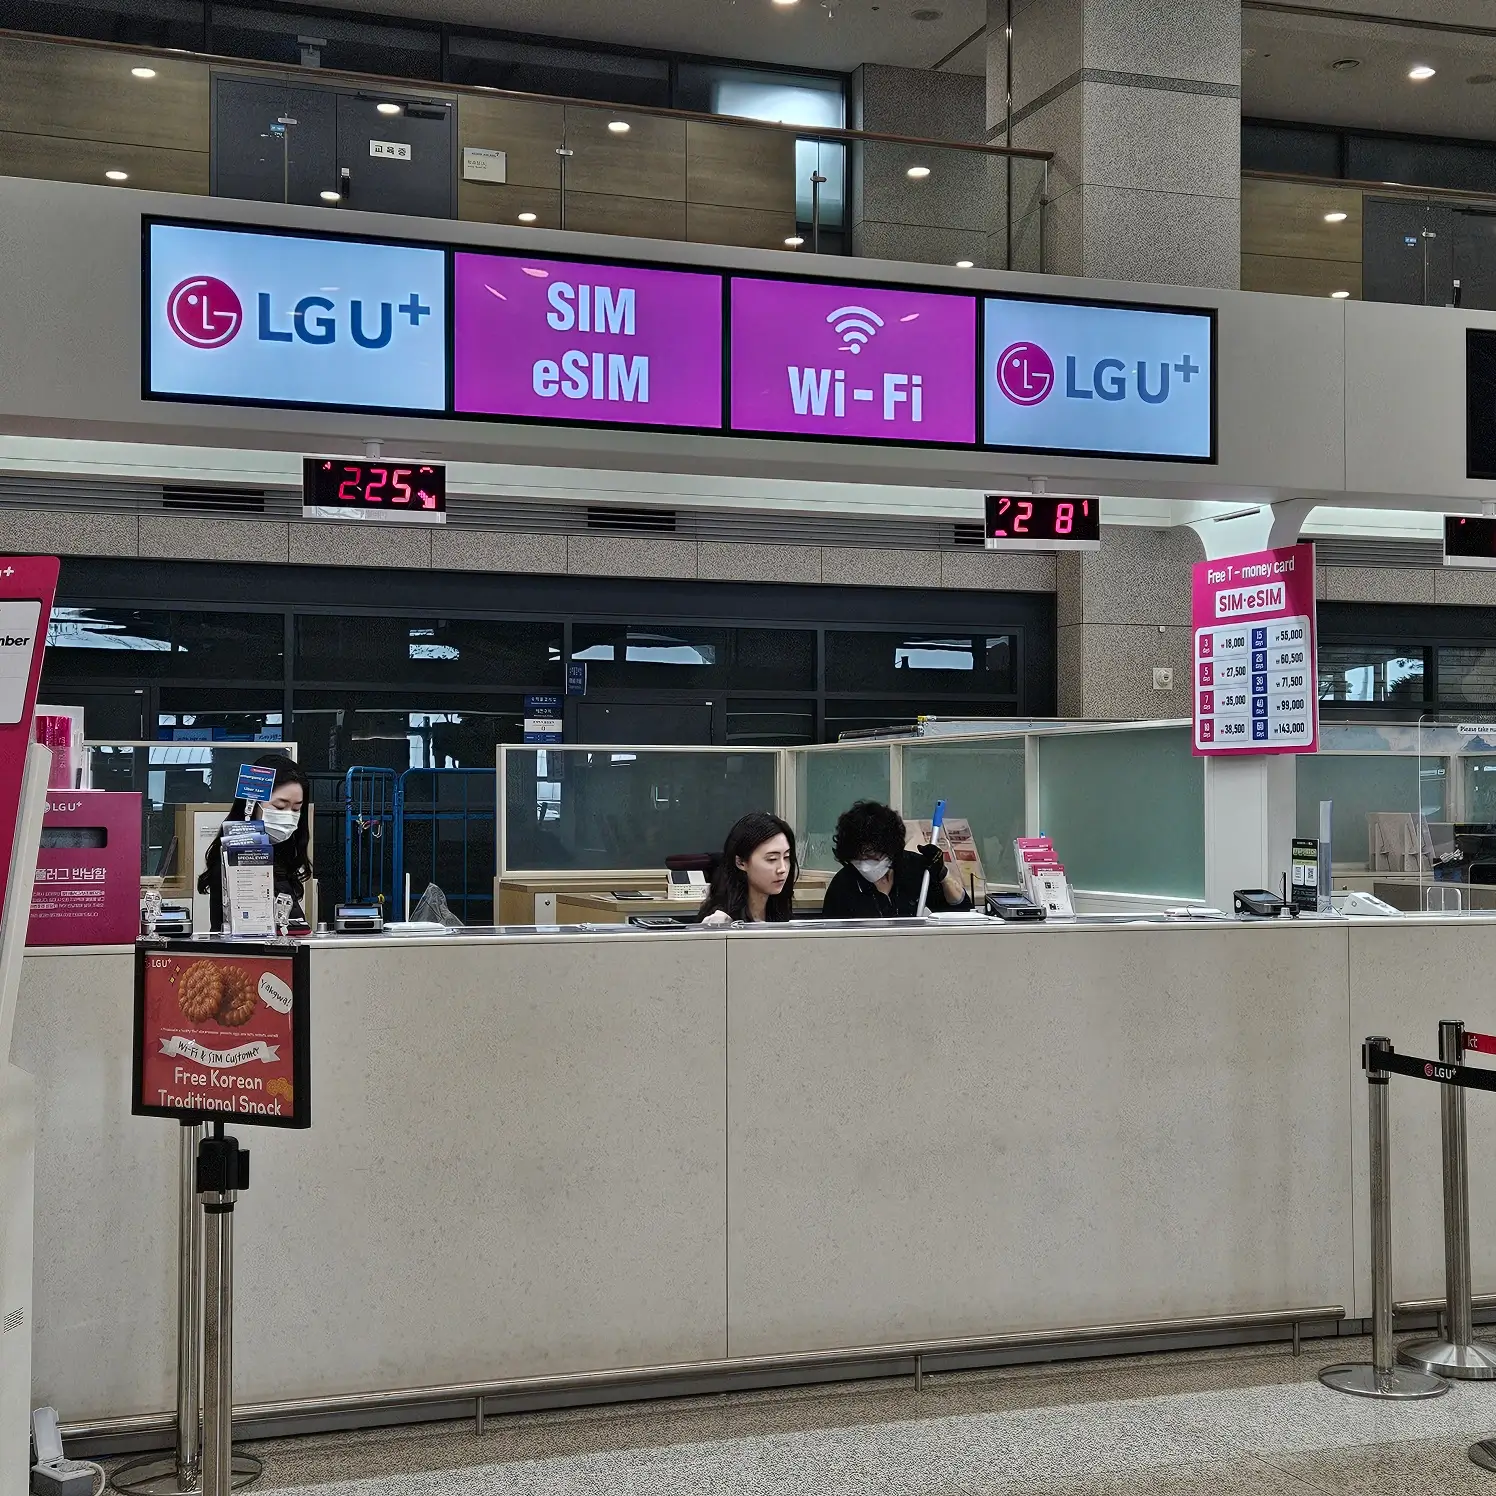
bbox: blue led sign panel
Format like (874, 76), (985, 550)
(981, 296), (1215, 461)
(145, 221), (447, 413)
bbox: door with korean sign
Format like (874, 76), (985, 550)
(335, 94), (454, 219)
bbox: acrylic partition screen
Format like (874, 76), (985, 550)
(902, 738), (1026, 885)
(1035, 727), (1204, 898)
(793, 746), (892, 871)
(86, 742), (300, 884)
(503, 746), (780, 874)
(1295, 754), (1442, 869)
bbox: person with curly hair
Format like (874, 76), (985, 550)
(820, 799), (971, 920)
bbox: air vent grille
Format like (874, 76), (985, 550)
(1311, 537), (1444, 569)
(2, 1307), (23, 1334)
(952, 522), (986, 548)
(585, 505), (677, 534)
(162, 486), (268, 515)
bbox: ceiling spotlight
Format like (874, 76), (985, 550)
(771, 0), (799, 6)
(1323, 211), (1348, 223)
(785, 236), (805, 247)
(131, 66), (157, 78)
(1409, 64), (1436, 81)
(906, 165), (931, 179)
(1331, 290), (1351, 299)
(320, 190), (341, 202)
(518, 212), (538, 223)
(955, 259), (974, 268)
(376, 102), (401, 115)
(607, 120), (631, 134)
(104, 169), (129, 181)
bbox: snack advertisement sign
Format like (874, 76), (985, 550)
(133, 943), (310, 1128)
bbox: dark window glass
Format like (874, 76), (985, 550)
(725, 698), (815, 745)
(158, 688), (284, 742)
(295, 616), (561, 689)
(1348, 136), (1496, 198)
(5, 0), (205, 49)
(210, 6), (441, 78)
(292, 692), (525, 772)
(1317, 645), (1428, 704)
(1241, 122), (1341, 179)
(1438, 646), (1496, 705)
(45, 608), (283, 680)
(822, 698), (1019, 740)
(825, 631), (1017, 696)
(571, 625), (815, 691)
(445, 35), (669, 105)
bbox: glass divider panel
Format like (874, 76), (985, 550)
(901, 738), (1026, 889)
(794, 746), (892, 872)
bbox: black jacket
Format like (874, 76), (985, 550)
(821, 848), (972, 920)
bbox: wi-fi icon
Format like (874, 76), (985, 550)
(827, 304), (885, 354)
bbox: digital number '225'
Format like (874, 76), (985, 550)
(338, 466), (417, 505)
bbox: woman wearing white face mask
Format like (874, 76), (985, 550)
(198, 753), (313, 931)
(820, 799), (970, 920)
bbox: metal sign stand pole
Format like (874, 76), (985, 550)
(1321, 1037), (1449, 1400)
(1400, 1020), (1496, 1379)
(199, 1124), (252, 1496)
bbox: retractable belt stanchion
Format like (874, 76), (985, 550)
(199, 1123), (252, 1496)
(1399, 1020), (1496, 1379)
(1320, 1037), (1449, 1400)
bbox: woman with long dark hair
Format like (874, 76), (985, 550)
(198, 752), (314, 931)
(699, 811), (797, 925)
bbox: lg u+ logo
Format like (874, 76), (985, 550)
(996, 340), (1201, 407)
(167, 276), (431, 350)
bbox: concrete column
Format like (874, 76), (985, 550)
(988, 0), (1241, 289)
(1055, 523), (1202, 719)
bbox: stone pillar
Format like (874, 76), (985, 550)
(1055, 524), (1202, 718)
(988, 0), (1241, 289)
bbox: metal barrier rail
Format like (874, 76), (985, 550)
(67, 1304), (1344, 1455)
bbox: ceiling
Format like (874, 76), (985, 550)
(1243, 4), (1496, 141)
(347, 0), (988, 75)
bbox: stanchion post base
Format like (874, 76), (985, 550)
(1318, 1362), (1450, 1400)
(1470, 1438), (1496, 1473)
(1397, 1338), (1496, 1380)
(109, 1452), (264, 1494)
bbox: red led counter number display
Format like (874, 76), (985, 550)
(984, 494), (1101, 550)
(302, 458), (446, 513)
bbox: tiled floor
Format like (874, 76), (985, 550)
(165, 1335), (1496, 1494)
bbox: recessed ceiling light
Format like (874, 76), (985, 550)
(1331, 290), (1351, 299)
(1330, 58), (1360, 72)
(320, 190), (341, 202)
(607, 120), (631, 134)
(376, 102), (401, 115)
(1409, 64), (1436, 81)
(104, 170), (129, 181)
(771, 0), (799, 6)
(518, 212), (538, 223)
(1469, 73), (1496, 86)
(784, 236), (805, 247)
(907, 165), (931, 179)
(131, 66), (156, 78)
(955, 259), (974, 268)
(1324, 211), (1348, 223)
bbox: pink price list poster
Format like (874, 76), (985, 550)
(1192, 542), (1318, 756)
(452, 252), (725, 430)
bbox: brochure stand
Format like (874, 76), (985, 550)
(120, 941), (310, 1496)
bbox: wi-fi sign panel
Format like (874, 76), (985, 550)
(827, 304), (885, 354)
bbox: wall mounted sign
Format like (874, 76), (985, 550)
(983, 296), (1215, 461)
(145, 219), (447, 412)
(302, 457), (447, 521)
(452, 251), (724, 431)
(133, 941), (311, 1128)
(728, 277), (977, 445)
(1192, 543), (1317, 756)
(984, 494), (1100, 550)
(523, 694), (563, 743)
(143, 216), (1219, 464)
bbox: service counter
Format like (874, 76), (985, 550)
(13, 915), (1496, 1432)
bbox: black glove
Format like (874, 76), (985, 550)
(918, 843), (947, 879)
